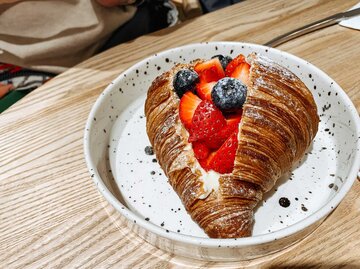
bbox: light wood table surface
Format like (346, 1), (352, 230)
(1, 0), (359, 268)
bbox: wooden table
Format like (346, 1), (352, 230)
(1, 0), (359, 267)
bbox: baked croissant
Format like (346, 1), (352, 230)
(144, 52), (319, 238)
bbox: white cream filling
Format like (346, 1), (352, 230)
(173, 107), (221, 200)
(198, 168), (220, 199)
(188, 156), (220, 199)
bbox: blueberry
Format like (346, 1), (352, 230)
(212, 77), (247, 112)
(212, 55), (233, 70)
(173, 69), (199, 98)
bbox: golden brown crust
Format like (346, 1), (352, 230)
(144, 54), (319, 238)
(234, 53), (319, 192)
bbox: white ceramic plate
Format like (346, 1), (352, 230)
(84, 42), (360, 261)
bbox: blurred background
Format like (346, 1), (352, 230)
(0, 0), (242, 113)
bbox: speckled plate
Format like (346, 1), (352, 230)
(84, 42), (360, 261)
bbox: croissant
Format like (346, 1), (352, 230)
(144, 52), (319, 238)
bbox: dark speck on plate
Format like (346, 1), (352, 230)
(145, 217), (150, 221)
(301, 204), (308, 212)
(145, 146), (154, 155)
(150, 171), (156, 175)
(279, 197), (290, 208)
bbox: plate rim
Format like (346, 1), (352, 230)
(83, 41), (360, 248)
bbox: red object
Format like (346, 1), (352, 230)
(204, 113), (241, 149)
(192, 141), (210, 160)
(196, 82), (216, 101)
(178, 54), (251, 174)
(225, 54), (246, 76)
(189, 100), (226, 142)
(199, 152), (215, 171)
(195, 58), (225, 83)
(226, 112), (242, 125)
(207, 131), (239, 173)
(230, 62), (250, 85)
(179, 91), (202, 129)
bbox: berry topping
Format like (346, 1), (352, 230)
(179, 91), (202, 129)
(230, 62), (250, 85)
(195, 58), (225, 83)
(226, 112), (242, 126)
(189, 100), (226, 142)
(196, 82), (216, 101)
(207, 130), (238, 173)
(225, 54), (246, 76)
(204, 113), (241, 149)
(173, 69), (199, 98)
(192, 141), (210, 160)
(177, 53), (249, 174)
(211, 77), (247, 112)
(211, 55), (233, 70)
(198, 153), (214, 171)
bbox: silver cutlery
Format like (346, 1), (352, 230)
(265, 7), (360, 47)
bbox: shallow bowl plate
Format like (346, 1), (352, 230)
(84, 42), (360, 261)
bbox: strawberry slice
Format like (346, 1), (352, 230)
(207, 130), (238, 174)
(226, 112), (242, 126)
(199, 152), (215, 171)
(179, 91), (202, 130)
(196, 82), (216, 101)
(225, 54), (246, 76)
(192, 141), (210, 160)
(230, 62), (250, 85)
(204, 113), (241, 150)
(195, 58), (225, 83)
(189, 100), (226, 142)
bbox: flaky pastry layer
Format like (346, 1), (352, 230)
(144, 53), (319, 238)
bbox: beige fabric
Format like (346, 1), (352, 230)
(0, 0), (136, 73)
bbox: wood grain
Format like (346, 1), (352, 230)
(0, 0), (359, 268)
